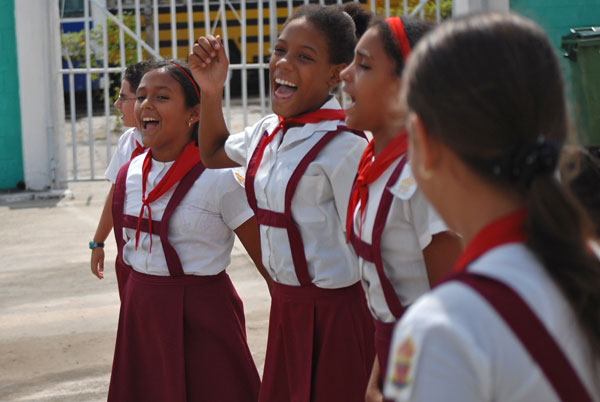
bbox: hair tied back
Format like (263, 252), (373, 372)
(386, 16), (411, 62)
(492, 135), (560, 188)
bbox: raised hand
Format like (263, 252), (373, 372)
(189, 35), (229, 95)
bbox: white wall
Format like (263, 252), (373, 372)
(15, 0), (66, 190)
(453, 0), (510, 16)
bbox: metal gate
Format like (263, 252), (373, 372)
(58, 0), (444, 181)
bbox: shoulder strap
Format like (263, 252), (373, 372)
(453, 272), (593, 402)
(113, 161), (132, 261)
(159, 162), (206, 277)
(371, 156), (408, 319)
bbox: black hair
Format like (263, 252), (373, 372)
(283, 3), (372, 65)
(369, 16), (434, 76)
(123, 60), (155, 92)
(404, 12), (600, 362)
(147, 60), (201, 141)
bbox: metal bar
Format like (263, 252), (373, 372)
(204, 0), (210, 35)
(135, 0), (142, 61)
(84, 0), (95, 179)
(385, 0), (390, 17)
(118, 0), (125, 73)
(370, 0), (375, 13)
(258, 0), (266, 115)
(102, 12), (111, 170)
(187, 0), (194, 52)
(219, 0), (231, 124)
(170, 0), (177, 59)
(90, 0), (162, 59)
(153, 0), (159, 55)
(287, 0), (292, 17)
(404, 0), (408, 15)
(68, 70), (77, 180)
(436, 0), (441, 22)
(409, 0), (429, 17)
(241, 0), (247, 127)
(59, 67), (133, 73)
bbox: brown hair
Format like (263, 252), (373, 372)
(404, 12), (600, 360)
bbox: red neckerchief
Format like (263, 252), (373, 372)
(454, 208), (528, 272)
(130, 140), (147, 160)
(346, 131), (408, 242)
(386, 17), (411, 62)
(248, 108), (346, 178)
(136, 141), (200, 251)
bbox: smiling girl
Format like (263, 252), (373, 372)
(107, 61), (262, 402)
(90, 61), (153, 287)
(341, 16), (462, 401)
(190, 4), (376, 401)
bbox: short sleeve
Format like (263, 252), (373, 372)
(105, 128), (136, 183)
(217, 169), (254, 230)
(327, 132), (368, 228)
(409, 188), (448, 250)
(383, 293), (489, 402)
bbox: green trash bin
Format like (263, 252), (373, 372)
(561, 27), (600, 147)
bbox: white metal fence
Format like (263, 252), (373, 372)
(58, 0), (442, 181)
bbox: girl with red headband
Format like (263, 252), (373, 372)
(107, 60), (264, 402)
(341, 16), (462, 402)
(384, 13), (600, 401)
(90, 61), (153, 290)
(190, 4), (377, 401)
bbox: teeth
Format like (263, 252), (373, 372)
(143, 117), (159, 122)
(275, 78), (297, 88)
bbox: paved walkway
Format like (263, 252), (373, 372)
(0, 180), (270, 400)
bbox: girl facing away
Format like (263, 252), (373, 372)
(90, 60), (153, 286)
(341, 15), (462, 402)
(190, 4), (377, 401)
(384, 12), (600, 402)
(107, 61), (264, 402)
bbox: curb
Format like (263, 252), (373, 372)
(0, 189), (74, 204)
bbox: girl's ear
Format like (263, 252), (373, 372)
(187, 104), (201, 127)
(328, 63), (347, 88)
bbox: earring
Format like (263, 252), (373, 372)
(188, 120), (193, 127)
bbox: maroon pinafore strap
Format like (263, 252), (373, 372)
(452, 272), (593, 402)
(246, 125), (366, 286)
(350, 156), (407, 319)
(113, 161), (206, 277)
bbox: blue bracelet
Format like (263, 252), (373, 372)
(89, 241), (105, 249)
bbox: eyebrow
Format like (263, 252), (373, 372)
(137, 85), (174, 92)
(356, 49), (372, 59)
(276, 38), (318, 54)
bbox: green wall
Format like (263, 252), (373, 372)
(0, 0), (23, 190)
(510, 0), (600, 129)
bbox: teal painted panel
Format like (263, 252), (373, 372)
(0, 0), (23, 190)
(511, 0), (600, 142)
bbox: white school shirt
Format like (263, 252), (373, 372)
(224, 97), (367, 288)
(383, 243), (600, 402)
(121, 155), (254, 276)
(353, 159), (448, 323)
(105, 127), (145, 183)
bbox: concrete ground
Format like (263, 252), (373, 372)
(0, 180), (271, 401)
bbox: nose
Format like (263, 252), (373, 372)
(114, 97), (120, 109)
(340, 63), (353, 83)
(274, 54), (292, 71)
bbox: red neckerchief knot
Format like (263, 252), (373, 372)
(347, 131), (408, 242)
(130, 140), (147, 160)
(135, 141), (201, 252)
(453, 208), (528, 272)
(250, 108), (346, 177)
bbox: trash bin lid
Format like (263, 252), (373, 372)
(561, 27), (600, 48)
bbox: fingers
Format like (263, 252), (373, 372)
(192, 35), (222, 67)
(90, 248), (105, 280)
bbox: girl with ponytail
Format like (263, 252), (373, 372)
(384, 12), (600, 402)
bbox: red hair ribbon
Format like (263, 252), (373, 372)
(168, 62), (200, 102)
(386, 17), (411, 62)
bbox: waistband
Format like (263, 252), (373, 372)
(272, 281), (364, 301)
(129, 268), (227, 287)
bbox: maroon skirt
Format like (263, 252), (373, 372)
(374, 318), (396, 381)
(259, 281), (375, 402)
(108, 267), (260, 402)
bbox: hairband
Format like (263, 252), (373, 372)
(168, 62), (201, 101)
(386, 17), (411, 62)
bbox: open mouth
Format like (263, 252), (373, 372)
(273, 77), (298, 99)
(142, 117), (160, 131)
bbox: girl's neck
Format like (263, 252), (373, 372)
(151, 141), (189, 163)
(371, 123), (405, 156)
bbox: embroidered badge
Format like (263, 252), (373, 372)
(395, 176), (415, 197)
(232, 167), (246, 188)
(389, 165), (417, 200)
(390, 337), (415, 388)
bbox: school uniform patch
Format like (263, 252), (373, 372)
(389, 163), (417, 200)
(232, 167), (246, 188)
(389, 336), (415, 388)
